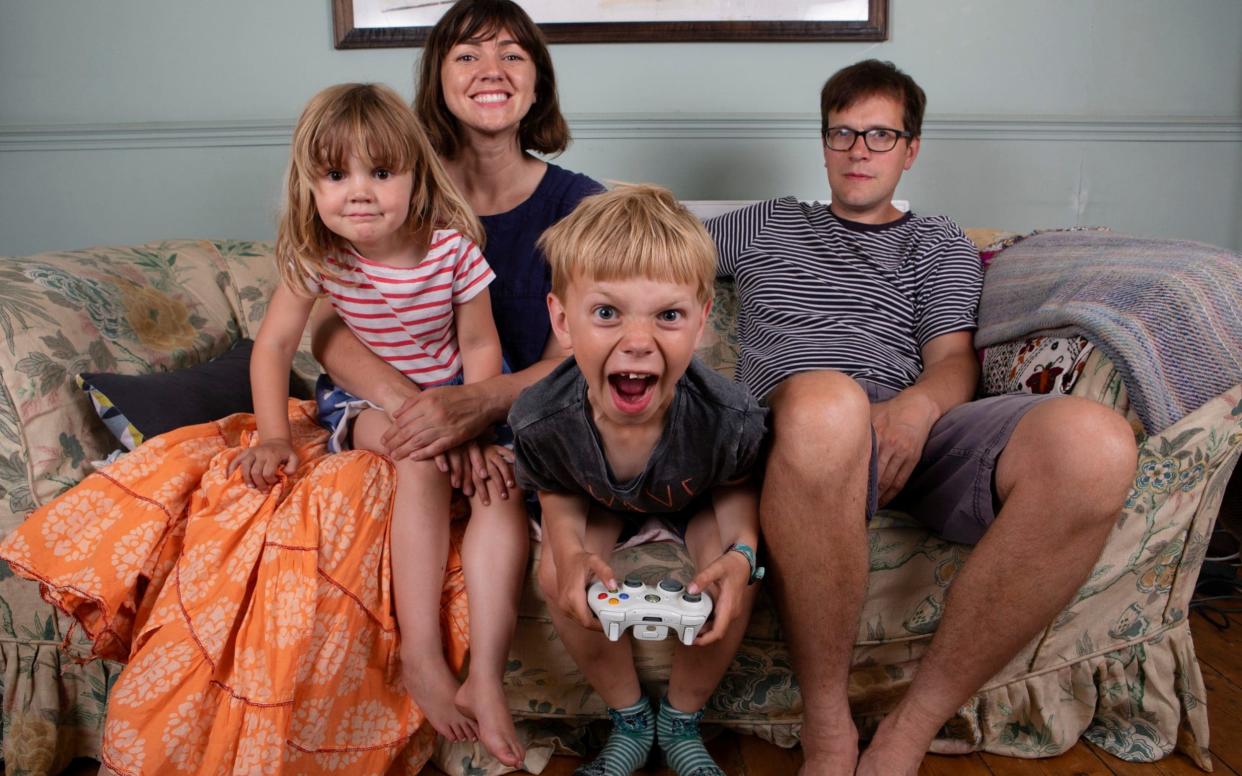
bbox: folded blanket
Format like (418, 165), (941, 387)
(976, 230), (1242, 433)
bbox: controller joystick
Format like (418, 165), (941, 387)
(588, 576), (713, 645)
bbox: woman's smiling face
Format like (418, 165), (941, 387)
(440, 29), (537, 139)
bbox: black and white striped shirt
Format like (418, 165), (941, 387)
(707, 197), (982, 400)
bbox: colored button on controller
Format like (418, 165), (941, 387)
(608, 597), (620, 605)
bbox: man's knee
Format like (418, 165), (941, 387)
(1002, 397), (1137, 508)
(768, 371), (872, 452)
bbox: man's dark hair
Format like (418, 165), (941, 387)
(820, 59), (926, 140)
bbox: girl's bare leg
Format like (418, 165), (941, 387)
(455, 488), (530, 767)
(353, 409), (477, 743)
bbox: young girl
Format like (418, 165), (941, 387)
(229, 82), (528, 768)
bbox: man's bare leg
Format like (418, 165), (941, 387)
(763, 372), (874, 776)
(857, 397), (1138, 776)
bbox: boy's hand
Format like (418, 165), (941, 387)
(228, 439), (298, 490)
(556, 550), (618, 630)
(687, 549), (751, 646)
(470, 444), (516, 507)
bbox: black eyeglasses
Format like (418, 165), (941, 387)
(824, 126), (913, 153)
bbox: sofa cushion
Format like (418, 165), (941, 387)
(75, 338), (311, 451)
(981, 335), (1095, 397)
(0, 240), (239, 535)
(208, 241), (321, 396)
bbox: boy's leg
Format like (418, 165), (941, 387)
(537, 509), (638, 703)
(538, 510), (654, 775)
(659, 509), (760, 776)
(352, 409), (478, 743)
(455, 488), (530, 767)
(668, 509), (760, 709)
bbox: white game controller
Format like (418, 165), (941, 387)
(588, 575), (713, 645)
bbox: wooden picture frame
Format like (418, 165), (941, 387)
(332, 0), (888, 48)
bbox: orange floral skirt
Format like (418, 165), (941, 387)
(0, 401), (469, 775)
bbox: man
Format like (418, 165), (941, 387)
(705, 59), (1137, 775)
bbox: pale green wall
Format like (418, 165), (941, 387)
(2, 0), (1240, 255)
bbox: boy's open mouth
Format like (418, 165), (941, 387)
(607, 371), (657, 415)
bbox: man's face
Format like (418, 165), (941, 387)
(547, 274), (709, 431)
(823, 94), (920, 225)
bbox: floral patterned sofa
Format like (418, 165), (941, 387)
(0, 230), (1238, 775)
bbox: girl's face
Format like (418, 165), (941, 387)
(440, 28), (537, 141)
(311, 153), (415, 263)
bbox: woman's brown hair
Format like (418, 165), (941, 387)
(415, 0), (570, 159)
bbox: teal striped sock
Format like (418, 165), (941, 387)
(656, 697), (724, 776)
(574, 697), (654, 776)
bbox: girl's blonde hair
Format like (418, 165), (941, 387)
(538, 184), (717, 305)
(276, 82), (482, 293)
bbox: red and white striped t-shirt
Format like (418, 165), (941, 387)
(310, 230), (495, 387)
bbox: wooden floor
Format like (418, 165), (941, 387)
(44, 609), (1242, 776)
(420, 608), (1242, 776)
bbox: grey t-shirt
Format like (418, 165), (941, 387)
(509, 357), (768, 523)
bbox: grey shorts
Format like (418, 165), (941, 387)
(860, 379), (1055, 545)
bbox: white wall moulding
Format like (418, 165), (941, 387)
(3, 115), (1239, 152)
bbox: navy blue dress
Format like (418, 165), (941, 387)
(481, 163), (603, 372)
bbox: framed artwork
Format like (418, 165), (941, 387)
(332, 0), (888, 48)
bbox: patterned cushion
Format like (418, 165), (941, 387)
(982, 335), (1096, 397)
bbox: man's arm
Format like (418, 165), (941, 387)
(871, 330), (979, 505)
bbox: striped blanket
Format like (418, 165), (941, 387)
(976, 230), (1242, 434)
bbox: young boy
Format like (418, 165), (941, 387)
(509, 184), (768, 776)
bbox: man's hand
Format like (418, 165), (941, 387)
(870, 391), (939, 506)
(554, 550), (618, 631)
(382, 383), (493, 461)
(687, 549), (751, 646)
(227, 439), (298, 490)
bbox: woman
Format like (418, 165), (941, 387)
(0, 2), (601, 774)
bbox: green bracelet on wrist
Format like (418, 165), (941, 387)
(726, 543), (765, 585)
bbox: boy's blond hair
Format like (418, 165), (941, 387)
(538, 184), (716, 304)
(276, 83), (482, 295)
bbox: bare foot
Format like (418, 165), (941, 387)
(402, 657), (478, 743)
(797, 722), (859, 776)
(855, 742), (922, 776)
(854, 711), (933, 776)
(456, 673), (525, 768)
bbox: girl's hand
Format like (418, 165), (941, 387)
(556, 550), (617, 630)
(470, 444), (516, 507)
(228, 439), (298, 490)
(687, 549), (751, 646)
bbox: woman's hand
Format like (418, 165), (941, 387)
(382, 383), (494, 461)
(687, 549), (751, 646)
(227, 439), (298, 490)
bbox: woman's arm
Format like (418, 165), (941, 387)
(381, 329), (572, 460)
(309, 303), (421, 412)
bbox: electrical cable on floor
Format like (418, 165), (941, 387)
(1191, 526), (1242, 630)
